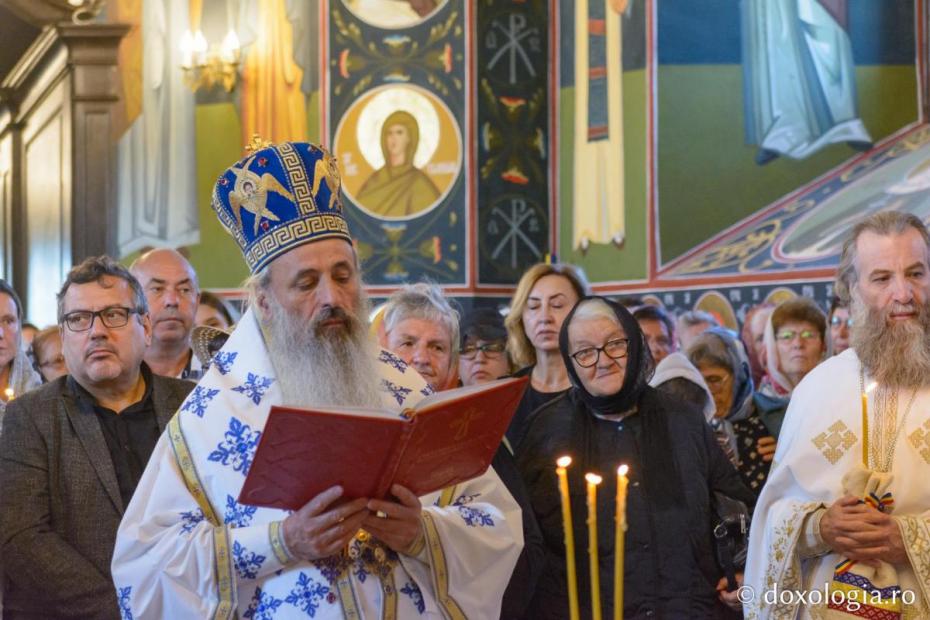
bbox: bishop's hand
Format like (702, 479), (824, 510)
(282, 485), (370, 561)
(362, 484), (425, 556)
(820, 495), (908, 565)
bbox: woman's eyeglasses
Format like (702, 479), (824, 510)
(570, 338), (629, 368)
(460, 342), (506, 360)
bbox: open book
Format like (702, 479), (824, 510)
(238, 376), (529, 510)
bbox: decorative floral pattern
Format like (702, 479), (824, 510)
(381, 379), (413, 406)
(179, 508), (205, 534)
(232, 372), (275, 406)
(213, 351), (238, 375)
(244, 586), (283, 620)
(232, 541), (267, 581)
(285, 572), (330, 617)
(182, 386), (221, 418)
(452, 493), (494, 527)
(224, 494), (259, 528)
(378, 350), (408, 373)
(208, 417), (262, 476)
(117, 586), (133, 620)
(400, 581), (425, 614)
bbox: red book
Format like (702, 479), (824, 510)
(238, 376), (529, 510)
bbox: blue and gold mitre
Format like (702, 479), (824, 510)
(211, 138), (351, 273)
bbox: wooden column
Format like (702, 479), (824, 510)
(58, 23), (129, 263)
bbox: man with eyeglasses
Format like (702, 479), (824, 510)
(130, 248), (203, 381)
(458, 307), (512, 386)
(0, 256), (193, 619)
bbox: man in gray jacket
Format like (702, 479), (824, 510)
(0, 256), (193, 619)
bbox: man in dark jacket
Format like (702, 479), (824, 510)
(0, 256), (193, 619)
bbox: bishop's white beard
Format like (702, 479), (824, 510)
(850, 290), (930, 389)
(262, 298), (384, 409)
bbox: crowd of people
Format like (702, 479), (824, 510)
(0, 140), (926, 619)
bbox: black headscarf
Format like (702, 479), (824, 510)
(558, 296), (682, 508)
(558, 296), (654, 416)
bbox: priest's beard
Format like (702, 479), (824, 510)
(850, 291), (930, 389)
(262, 298), (384, 409)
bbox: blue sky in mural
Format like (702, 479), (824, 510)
(658, 0), (915, 65)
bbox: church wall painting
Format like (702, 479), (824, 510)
(111, 0), (927, 328)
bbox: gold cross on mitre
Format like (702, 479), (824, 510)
(245, 134), (273, 154)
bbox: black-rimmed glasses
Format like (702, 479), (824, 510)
(570, 338), (629, 368)
(460, 342), (506, 360)
(61, 306), (141, 332)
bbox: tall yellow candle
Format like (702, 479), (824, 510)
(586, 472), (604, 620)
(556, 456), (580, 620)
(613, 465), (629, 620)
(862, 381), (875, 467)
(861, 390), (868, 466)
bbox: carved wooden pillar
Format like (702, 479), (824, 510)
(58, 23), (129, 262)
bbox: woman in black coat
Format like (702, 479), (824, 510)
(515, 297), (755, 619)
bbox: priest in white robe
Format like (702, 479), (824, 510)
(744, 211), (930, 619)
(111, 140), (523, 619)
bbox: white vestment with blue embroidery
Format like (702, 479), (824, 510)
(111, 308), (523, 619)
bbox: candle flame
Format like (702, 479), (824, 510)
(617, 464), (628, 476)
(3, 387), (13, 399)
(557, 456), (573, 468)
(865, 381), (878, 394)
(585, 473), (603, 485)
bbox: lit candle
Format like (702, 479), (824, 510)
(862, 382), (876, 467)
(556, 457), (580, 620)
(614, 465), (628, 620)
(586, 472), (604, 620)
(3, 387), (13, 401)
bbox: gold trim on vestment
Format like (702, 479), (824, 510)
(381, 570), (397, 620)
(422, 511), (466, 620)
(337, 572), (361, 620)
(212, 526), (237, 620)
(269, 520), (292, 565)
(167, 415), (220, 524)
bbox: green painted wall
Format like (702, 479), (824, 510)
(558, 69), (649, 282)
(656, 64), (919, 262)
(189, 103), (250, 288)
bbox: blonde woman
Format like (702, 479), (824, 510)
(504, 262), (589, 446)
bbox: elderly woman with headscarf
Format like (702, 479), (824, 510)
(686, 328), (767, 490)
(515, 296), (754, 619)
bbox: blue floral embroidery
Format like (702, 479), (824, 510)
(223, 494), (258, 528)
(182, 386), (220, 418)
(312, 556), (342, 585)
(285, 572), (330, 617)
(179, 508), (205, 534)
(244, 586), (283, 620)
(381, 379), (412, 406)
(208, 417), (262, 475)
(400, 581), (425, 614)
(420, 385), (434, 397)
(378, 350), (408, 373)
(452, 493), (494, 527)
(213, 351), (238, 375)
(353, 563), (369, 583)
(117, 586), (133, 620)
(232, 541), (267, 580)
(232, 372), (275, 405)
